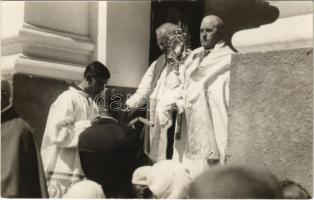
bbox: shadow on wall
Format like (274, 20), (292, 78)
(204, 0), (279, 51)
(13, 74), (69, 145)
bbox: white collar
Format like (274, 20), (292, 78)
(1, 104), (12, 113)
(202, 41), (226, 52)
(99, 115), (119, 123)
(69, 86), (89, 98)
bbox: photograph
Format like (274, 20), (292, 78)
(1, 0), (313, 198)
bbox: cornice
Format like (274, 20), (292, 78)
(15, 55), (84, 81)
(19, 23), (95, 65)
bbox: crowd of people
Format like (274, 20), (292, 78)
(1, 15), (311, 199)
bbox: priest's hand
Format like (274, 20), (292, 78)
(58, 118), (74, 128)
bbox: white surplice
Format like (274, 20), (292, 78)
(126, 61), (180, 162)
(41, 86), (99, 198)
(173, 42), (234, 177)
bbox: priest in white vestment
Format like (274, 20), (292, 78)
(172, 15), (236, 178)
(41, 61), (110, 198)
(126, 23), (189, 162)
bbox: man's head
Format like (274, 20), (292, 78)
(280, 179), (311, 199)
(200, 15), (225, 49)
(83, 61), (110, 98)
(1, 76), (11, 110)
(156, 23), (178, 52)
(190, 165), (283, 199)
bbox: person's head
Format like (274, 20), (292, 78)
(97, 88), (122, 119)
(132, 160), (192, 199)
(156, 23), (178, 52)
(200, 15), (225, 49)
(1, 76), (12, 110)
(64, 180), (105, 198)
(83, 61), (110, 98)
(190, 165), (283, 199)
(132, 166), (154, 198)
(280, 179), (311, 199)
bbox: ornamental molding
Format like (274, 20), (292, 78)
(19, 23), (95, 65)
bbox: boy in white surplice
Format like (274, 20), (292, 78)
(41, 61), (110, 198)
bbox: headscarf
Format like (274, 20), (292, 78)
(132, 160), (193, 199)
(64, 180), (106, 198)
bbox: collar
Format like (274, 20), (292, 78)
(202, 40), (226, 52)
(69, 83), (93, 105)
(69, 83), (89, 97)
(1, 106), (19, 123)
(97, 115), (119, 125)
(193, 41), (226, 60)
(1, 103), (12, 113)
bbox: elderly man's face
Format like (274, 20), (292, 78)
(200, 18), (220, 49)
(156, 34), (167, 52)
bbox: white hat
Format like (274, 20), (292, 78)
(64, 180), (105, 198)
(143, 160), (193, 199)
(132, 166), (153, 185)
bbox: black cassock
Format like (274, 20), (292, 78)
(1, 107), (48, 198)
(78, 117), (134, 198)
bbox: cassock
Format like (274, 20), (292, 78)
(173, 42), (234, 177)
(1, 106), (48, 198)
(126, 55), (180, 162)
(41, 85), (99, 198)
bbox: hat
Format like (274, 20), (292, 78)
(132, 160), (193, 199)
(132, 166), (153, 185)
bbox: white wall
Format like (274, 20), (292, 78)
(268, 1), (313, 18)
(106, 1), (151, 88)
(232, 1), (313, 53)
(1, 1), (24, 38)
(24, 2), (90, 36)
(1, 1), (25, 73)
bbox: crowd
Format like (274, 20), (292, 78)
(1, 15), (311, 199)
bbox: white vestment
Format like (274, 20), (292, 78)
(41, 86), (99, 198)
(126, 60), (180, 161)
(173, 42), (234, 177)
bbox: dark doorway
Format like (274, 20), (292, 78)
(149, 0), (204, 63)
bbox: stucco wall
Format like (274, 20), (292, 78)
(1, 1), (24, 38)
(106, 1), (151, 88)
(227, 48), (313, 194)
(24, 2), (90, 36)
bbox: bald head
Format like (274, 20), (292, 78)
(156, 23), (178, 52)
(1, 76), (11, 110)
(190, 165), (283, 199)
(200, 15), (225, 49)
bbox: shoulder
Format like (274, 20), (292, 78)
(12, 118), (33, 137)
(192, 47), (203, 54)
(191, 47), (203, 55)
(221, 45), (236, 55)
(52, 89), (76, 105)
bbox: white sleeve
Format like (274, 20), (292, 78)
(223, 71), (230, 108)
(44, 94), (91, 148)
(126, 61), (156, 109)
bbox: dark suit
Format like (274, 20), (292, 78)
(78, 117), (133, 198)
